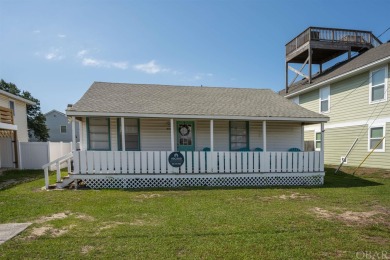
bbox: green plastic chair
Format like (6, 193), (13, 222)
(288, 147), (301, 152)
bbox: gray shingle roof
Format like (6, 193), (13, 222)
(68, 82), (327, 121)
(279, 42), (390, 96)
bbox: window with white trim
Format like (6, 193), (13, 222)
(87, 118), (110, 150)
(60, 125), (67, 133)
(369, 67), (387, 103)
(319, 86), (330, 113)
(315, 132), (322, 151)
(230, 121), (249, 151)
(368, 125), (385, 152)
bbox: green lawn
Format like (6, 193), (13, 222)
(0, 167), (389, 259)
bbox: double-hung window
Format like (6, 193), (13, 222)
(118, 118), (140, 151)
(87, 118), (110, 150)
(230, 121), (249, 151)
(370, 66), (388, 103)
(319, 86), (330, 113)
(60, 125), (67, 133)
(368, 125), (385, 152)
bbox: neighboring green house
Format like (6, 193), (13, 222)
(280, 42), (390, 169)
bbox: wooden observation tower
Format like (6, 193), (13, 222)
(285, 27), (382, 93)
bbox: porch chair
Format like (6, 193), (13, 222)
(288, 147), (301, 152)
(254, 147), (263, 152)
(203, 147), (211, 152)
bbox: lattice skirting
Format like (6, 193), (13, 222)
(75, 173), (325, 189)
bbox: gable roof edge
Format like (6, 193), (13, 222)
(285, 55), (390, 98)
(44, 109), (66, 117)
(0, 89), (36, 105)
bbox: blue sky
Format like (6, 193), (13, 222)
(1, 0), (390, 113)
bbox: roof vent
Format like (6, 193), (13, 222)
(67, 104), (73, 108)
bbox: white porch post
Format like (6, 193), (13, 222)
(170, 119), (175, 151)
(301, 123), (305, 151)
(78, 120), (83, 150)
(321, 122), (325, 169)
(263, 121), (267, 152)
(210, 119), (214, 152)
(121, 117), (125, 151)
(72, 116), (76, 152)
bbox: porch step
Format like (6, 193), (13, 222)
(55, 176), (75, 189)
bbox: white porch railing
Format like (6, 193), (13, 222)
(73, 151), (324, 175)
(42, 152), (73, 189)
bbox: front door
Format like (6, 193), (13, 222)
(177, 121), (195, 151)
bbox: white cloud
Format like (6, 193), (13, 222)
(194, 73), (214, 80)
(133, 60), (169, 74)
(33, 30), (40, 34)
(58, 34), (66, 38)
(77, 49), (89, 58)
(44, 49), (65, 61)
(111, 62), (128, 70)
(81, 57), (128, 70)
(82, 58), (101, 66)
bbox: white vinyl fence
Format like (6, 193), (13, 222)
(73, 151), (324, 175)
(19, 142), (72, 170)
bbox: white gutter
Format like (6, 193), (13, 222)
(0, 89), (36, 105)
(285, 55), (390, 98)
(66, 110), (329, 123)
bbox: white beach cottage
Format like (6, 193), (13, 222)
(45, 82), (329, 189)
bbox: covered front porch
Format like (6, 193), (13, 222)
(42, 116), (327, 189)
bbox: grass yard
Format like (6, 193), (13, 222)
(0, 167), (389, 259)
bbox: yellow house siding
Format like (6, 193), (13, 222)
(324, 123), (390, 169)
(0, 94), (29, 142)
(296, 62), (390, 169)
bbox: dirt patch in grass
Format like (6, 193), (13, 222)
(27, 224), (76, 239)
(232, 192), (314, 202)
(311, 207), (389, 226)
(35, 212), (71, 223)
(133, 193), (163, 202)
(34, 211), (95, 223)
(81, 245), (95, 255)
(277, 192), (312, 200)
(75, 213), (95, 222)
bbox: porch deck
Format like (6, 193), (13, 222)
(69, 150), (324, 189)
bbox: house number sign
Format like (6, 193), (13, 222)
(168, 152), (184, 167)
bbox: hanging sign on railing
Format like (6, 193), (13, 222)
(168, 152), (184, 167)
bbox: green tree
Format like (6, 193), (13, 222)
(0, 79), (49, 141)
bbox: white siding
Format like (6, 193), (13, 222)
(140, 118), (171, 151)
(110, 118), (118, 151)
(267, 122), (302, 151)
(81, 119), (87, 150)
(214, 120), (229, 151)
(195, 120), (210, 151)
(249, 121), (263, 150)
